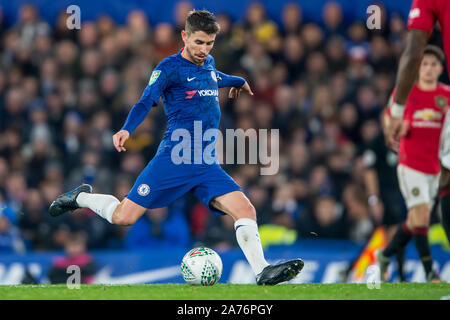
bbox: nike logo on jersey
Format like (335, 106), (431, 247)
(187, 77), (196, 82)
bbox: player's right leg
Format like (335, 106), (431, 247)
(210, 191), (304, 285)
(191, 164), (303, 285)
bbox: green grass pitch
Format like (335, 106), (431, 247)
(1, 283), (450, 300)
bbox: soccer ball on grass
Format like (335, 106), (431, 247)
(181, 247), (223, 286)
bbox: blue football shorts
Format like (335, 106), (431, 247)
(126, 150), (242, 215)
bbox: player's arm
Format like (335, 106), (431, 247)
(216, 70), (253, 98)
(395, 0), (436, 107)
(113, 67), (170, 152)
(216, 71), (245, 88)
(386, 30), (427, 151)
(386, 0), (433, 151)
(384, 88), (409, 152)
(364, 168), (384, 225)
(394, 30), (429, 106)
(362, 149), (384, 225)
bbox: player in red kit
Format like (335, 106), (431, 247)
(379, 46), (449, 282)
(385, 0), (450, 263)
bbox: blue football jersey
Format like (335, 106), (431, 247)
(122, 49), (245, 163)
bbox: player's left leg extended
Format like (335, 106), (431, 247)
(49, 151), (194, 226)
(210, 191), (304, 285)
(48, 183), (147, 225)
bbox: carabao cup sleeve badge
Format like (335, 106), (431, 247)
(149, 70), (161, 85)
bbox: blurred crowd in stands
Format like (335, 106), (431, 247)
(0, 1), (441, 253)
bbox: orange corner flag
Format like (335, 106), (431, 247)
(351, 226), (387, 282)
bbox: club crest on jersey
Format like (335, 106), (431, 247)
(435, 96), (447, 109)
(149, 70), (161, 85)
(409, 8), (420, 19)
(137, 184), (150, 196)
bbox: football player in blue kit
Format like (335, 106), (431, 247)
(49, 10), (303, 285)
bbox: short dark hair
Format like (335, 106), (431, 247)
(185, 10), (220, 35)
(423, 45), (445, 64)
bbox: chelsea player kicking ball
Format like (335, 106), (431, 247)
(181, 247), (223, 286)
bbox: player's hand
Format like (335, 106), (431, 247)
(369, 200), (384, 225)
(228, 81), (254, 99)
(113, 130), (130, 152)
(385, 116), (408, 153)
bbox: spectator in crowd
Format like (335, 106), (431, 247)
(280, 3), (302, 37)
(14, 4), (50, 49)
(297, 195), (348, 239)
(342, 183), (375, 242)
(246, 183), (272, 225)
(0, 201), (26, 253)
(173, 1), (193, 35)
(321, 1), (346, 38)
(271, 183), (299, 229)
(19, 188), (53, 250)
(201, 215), (238, 251)
(48, 232), (97, 284)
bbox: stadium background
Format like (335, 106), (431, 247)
(0, 0), (449, 285)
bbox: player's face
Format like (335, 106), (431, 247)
(419, 54), (443, 83)
(182, 30), (216, 65)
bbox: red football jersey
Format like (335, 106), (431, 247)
(387, 83), (450, 174)
(407, 0), (450, 76)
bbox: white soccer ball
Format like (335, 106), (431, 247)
(181, 247), (223, 286)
